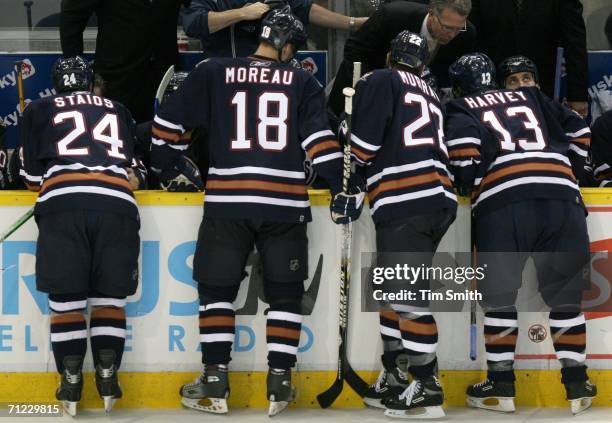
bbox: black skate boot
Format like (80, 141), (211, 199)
(56, 355), (84, 417)
(565, 380), (597, 414)
(267, 368), (295, 417)
(384, 376), (445, 419)
(95, 349), (122, 413)
(466, 378), (515, 412)
(363, 365), (409, 409)
(180, 364), (230, 414)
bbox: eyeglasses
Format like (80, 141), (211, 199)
(434, 13), (467, 33)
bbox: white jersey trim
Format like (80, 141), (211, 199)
(205, 195), (309, 208)
(37, 186), (137, 206)
(208, 166), (305, 179)
(301, 130), (334, 150)
(475, 176), (579, 206)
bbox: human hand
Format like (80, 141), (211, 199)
(126, 168), (140, 191)
(241, 2), (270, 20)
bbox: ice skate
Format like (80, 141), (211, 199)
(55, 355), (84, 417)
(180, 364), (229, 414)
(363, 365), (409, 409)
(95, 349), (122, 413)
(466, 378), (515, 412)
(267, 368), (295, 417)
(565, 380), (597, 415)
(384, 376), (445, 419)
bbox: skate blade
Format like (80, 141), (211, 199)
(384, 406), (445, 419)
(363, 397), (387, 410)
(181, 397), (228, 414)
(466, 396), (515, 413)
(103, 396), (116, 413)
(62, 401), (77, 417)
(268, 400), (289, 417)
(570, 397), (593, 415)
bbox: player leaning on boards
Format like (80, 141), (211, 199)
(347, 31), (457, 419)
(19, 57), (145, 416)
(150, 7), (363, 417)
(444, 53), (596, 415)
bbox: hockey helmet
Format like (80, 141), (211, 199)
(448, 53), (497, 98)
(389, 30), (430, 72)
(162, 71), (190, 103)
(260, 6), (307, 51)
(52, 56), (94, 93)
(497, 55), (539, 87)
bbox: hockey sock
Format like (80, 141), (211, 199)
(484, 310), (518, 382)
(200, 301), (236, 365)
(263, 280), (304, 370)
(89, 295), (127, 369)
(398, 311), (438, 379)
(379, 309), (404, 369)
(266, 304), (303, 370)
(49, 293), (88, 373)
(549, 311), (588, 384)
(197, 283), (240, 366)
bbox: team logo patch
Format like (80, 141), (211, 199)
(528, 324), (547, 343)
(300, 57), (318, 75)
(20, 59), (36, 80)
(289, 259), (300, 271)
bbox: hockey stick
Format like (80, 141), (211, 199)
(553, 47), (564, 102)
(317, 77), (368, 409)
(469, 211), (477, 361)
(154, 65), (174, 113)
(16, 61), (25, 115)
(0, 207), (33, 244)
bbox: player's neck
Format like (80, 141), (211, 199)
(252, 45), (281, 62)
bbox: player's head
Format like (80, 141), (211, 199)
(498, 55), (539, 90)
(259, 6), (307, 63)
(163, 71), (190, 103)
(387, 30), (429, 74)
(52, 56), (94, 93)
(448, 52), (497, 98)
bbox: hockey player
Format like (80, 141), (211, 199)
(497, 55), (539, 91)
(445, 53), (596, 415)
(150, 7), (363, 416)
(348, 31), (457, 419)
(19, 56), (144, 416)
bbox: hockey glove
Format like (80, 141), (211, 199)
(158, 156), (204, 192)
(330, 173), (366, 224)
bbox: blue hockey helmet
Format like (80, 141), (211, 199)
(448, 53), (497, 98)
(52, 56), (94, 93)
(389, 30), (429, 72)
(498, 55), (539, 86)
(260, 6), (307, 51)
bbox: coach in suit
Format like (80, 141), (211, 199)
(470, 0), (589, 117)
(328, 0), (475, 116)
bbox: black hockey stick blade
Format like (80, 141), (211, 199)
(316, 374), (343, 408)
(344, 363), (368, 397)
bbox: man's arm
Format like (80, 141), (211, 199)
(559, 0), (589, 116)
(589, 113), (612, 187)
(183, 0), (270, 39)
(308, 3), (366, 31)
(60, 0), (99, 57)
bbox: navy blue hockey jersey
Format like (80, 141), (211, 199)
(151, 56), (343, 223)
(20, 92), (140, 220)
(444, 86), (590, 216)
(349, 69), (457, 224)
